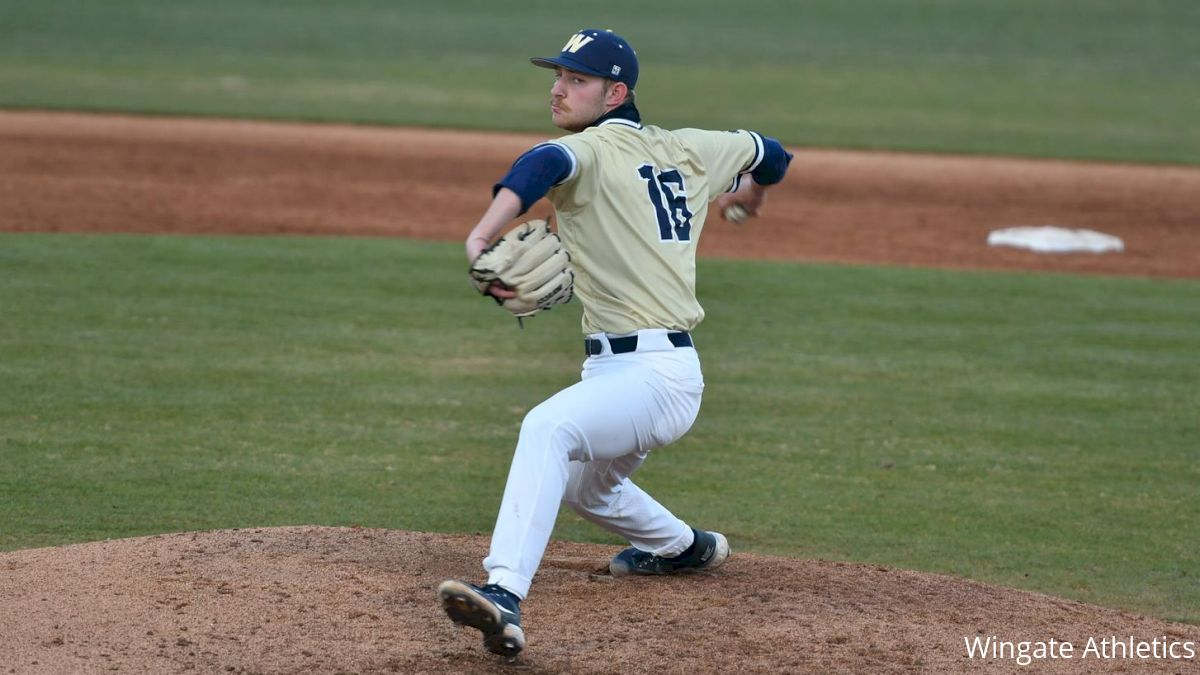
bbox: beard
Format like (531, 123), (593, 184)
(552, 97), (606, 132)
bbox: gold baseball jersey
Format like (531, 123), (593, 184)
(544, 119), (765, 335)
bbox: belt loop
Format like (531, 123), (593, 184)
(584, 337), (601, 356)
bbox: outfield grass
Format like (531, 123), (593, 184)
(1, 234), (1196, 623)
(1, 0), (1197, 163)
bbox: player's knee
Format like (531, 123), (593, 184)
(518, 405), (558, 440)
(563, 470), (622, 513)
(563, 487), (614, 515)
(518, 406), (586, 459)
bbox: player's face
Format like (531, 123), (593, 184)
(550, 68), (610, 131)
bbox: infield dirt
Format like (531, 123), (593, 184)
(2, 111), (1198, 278)
(2, 111), (1198, 674)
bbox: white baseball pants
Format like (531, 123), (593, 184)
(483, 329), (705, 599)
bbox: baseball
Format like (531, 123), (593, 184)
(723, 203), (750, 224)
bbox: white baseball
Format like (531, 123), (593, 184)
(723, 204), (750, 224)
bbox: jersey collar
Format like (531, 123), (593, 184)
(588, 101), (643, 130)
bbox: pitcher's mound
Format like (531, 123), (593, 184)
(1, 526), (1195, 674)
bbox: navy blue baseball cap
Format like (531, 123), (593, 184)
(531, 29), (639, 90)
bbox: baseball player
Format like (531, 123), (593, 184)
(439, 28), (793, 658)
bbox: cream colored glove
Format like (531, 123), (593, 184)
(469, 219), (574, 318)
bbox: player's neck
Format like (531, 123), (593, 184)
(586, 101), (641, 130)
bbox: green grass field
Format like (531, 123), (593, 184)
(2, 0), (1197, 628)
(2, 235), (1197, 623)
(1, 0), (1198, 163)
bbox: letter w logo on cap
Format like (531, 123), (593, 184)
(562, 33), (594, 53)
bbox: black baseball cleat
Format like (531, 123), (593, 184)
(438, 580), (525, 657)
(609, 528), (731, 577)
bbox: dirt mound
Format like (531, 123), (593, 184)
(2, 110), (1199, 278)
(1, 527), (1196, 674)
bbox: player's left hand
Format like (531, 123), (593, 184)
(478, 281), (517, 300)
(468, 219), (574, 318)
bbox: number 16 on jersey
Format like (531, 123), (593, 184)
(637, 164), (693, 242)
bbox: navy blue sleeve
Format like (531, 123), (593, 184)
(750, 135), (793, 186)
(493, 144), (574, 214)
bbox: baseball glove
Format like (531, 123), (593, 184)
(469, 219), (574, 319)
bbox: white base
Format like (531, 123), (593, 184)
(987, 226), (1124, 254)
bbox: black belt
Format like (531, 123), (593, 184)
(585, 331), (693, 356)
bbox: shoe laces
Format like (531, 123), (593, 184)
(481, 584), (521, 614)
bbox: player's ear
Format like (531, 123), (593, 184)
(605, 81), (629, 107)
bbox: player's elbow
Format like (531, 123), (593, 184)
(751, 136), (793, 186)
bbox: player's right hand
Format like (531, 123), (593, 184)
(716, 179), (767, 221)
